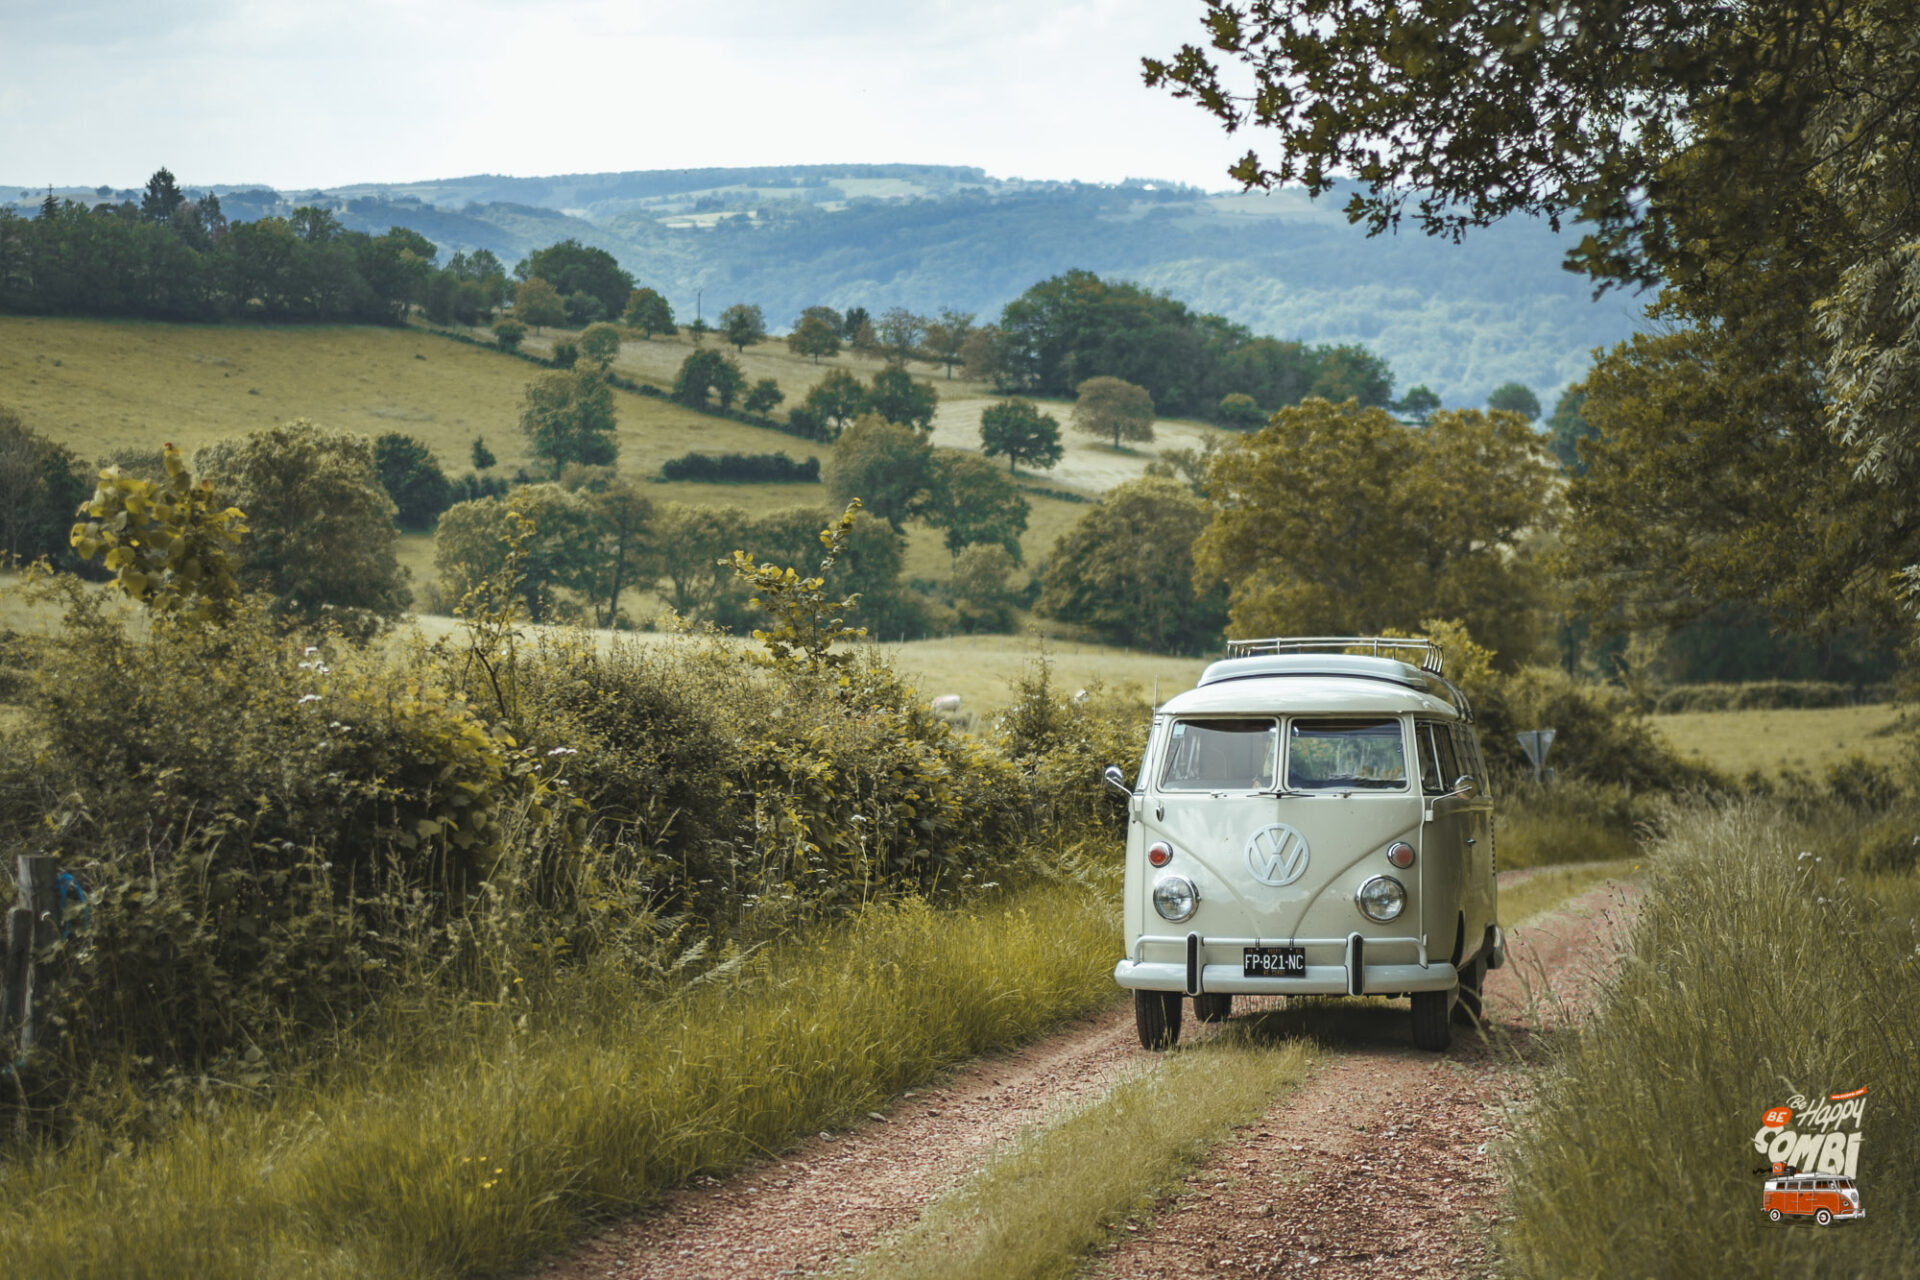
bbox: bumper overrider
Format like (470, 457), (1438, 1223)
(1115, 931), (1463, 998)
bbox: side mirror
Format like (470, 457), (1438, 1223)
(1103, 764), (1133, 798)
(1450, 774), (1479, 799)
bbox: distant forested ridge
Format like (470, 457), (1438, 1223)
(0, 172), (450, 324)
(4, 164), (1634, 405)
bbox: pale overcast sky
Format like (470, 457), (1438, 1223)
(0, 1), (1254, 191)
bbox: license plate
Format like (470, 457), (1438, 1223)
(1243, 946), (1307, 977)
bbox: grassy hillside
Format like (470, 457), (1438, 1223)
(498, 322), (1228, 496)
(0, 316), (1105, 608)
(1651, 702), (1909, 778)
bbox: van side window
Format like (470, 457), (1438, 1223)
(1450, 724), (1487, 789)
(1416, 723), (1443, 793)
(1417, 722), (1460, 793)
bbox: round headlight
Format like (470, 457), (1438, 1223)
(1152, 874), (1199, 922)
(1355, 875), (1406, 923)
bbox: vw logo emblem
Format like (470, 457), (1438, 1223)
(1247, 824), (1310, 886)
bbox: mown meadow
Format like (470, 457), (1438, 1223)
(0, 315), (1100, 603)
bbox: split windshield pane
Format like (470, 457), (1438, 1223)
(1288, 719), (1409, 791)
(1160, 719), (1277, 790)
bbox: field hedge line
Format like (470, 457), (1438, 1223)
(1651, 679), (1897, 713)
(0, 568), (1145, 1139)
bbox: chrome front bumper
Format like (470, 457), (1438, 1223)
(1115, 930), (1459, 998)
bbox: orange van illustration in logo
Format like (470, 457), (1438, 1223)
(1754, 1088), (1867, 1225)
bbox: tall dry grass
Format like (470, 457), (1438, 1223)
(0, 881), (1121, 1279)
(1502, 800), (1920, 1276)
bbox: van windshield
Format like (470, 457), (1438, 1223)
(1161, 719), (1277, 790)
(1287, 719), (1408, 791)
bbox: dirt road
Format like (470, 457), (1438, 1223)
(527, 874), (1637, 1280)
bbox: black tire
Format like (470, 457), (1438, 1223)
(1816, 1209), (1832, 1226)
(1453, 955), (1486, 1026)
(1411, 989), (1453, 1051)
(1193, 992), (1233, 1023)
(1135, 989), (1183, 1050)
(1768, 1209), (1783, 1222)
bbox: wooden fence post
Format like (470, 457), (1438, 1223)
(10, 857), (60, 1055)
(0, 906), (29, 1046)
(18, 856), (58, 950)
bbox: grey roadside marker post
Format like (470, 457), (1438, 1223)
(1517, 729), (1557, 785)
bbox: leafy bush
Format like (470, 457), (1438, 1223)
(659, 451), (821, 483)
(997, 655), (1151, 837)
(0, 586), (582, 1121)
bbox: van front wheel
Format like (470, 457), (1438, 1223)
(1769, 1209), (1783, 1222)
(1135, 990), (1183, 1050)
(1411, 989), (1452, 1051)
(1816, 1209), (1833, 1226)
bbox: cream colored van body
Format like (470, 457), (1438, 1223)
(1112, 639), (1503, 1052)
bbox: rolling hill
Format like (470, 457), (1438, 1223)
(7, 165), (1641, 408)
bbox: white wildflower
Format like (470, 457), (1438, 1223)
(298, 693), (323, 705)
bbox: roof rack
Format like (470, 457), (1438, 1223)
(1224, 636), (1446, 674)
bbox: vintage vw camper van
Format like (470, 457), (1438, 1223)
(1763, 1174), (1863, 1225)
(1107, 638), (1503, 1052)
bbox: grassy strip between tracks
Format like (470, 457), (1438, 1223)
(0, 880), (1123, 1280)
(1502, 801), (1920, 1277)
(844, 1028), (1319, 1280)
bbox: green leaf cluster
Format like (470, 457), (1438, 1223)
(69, 441), (247, 623)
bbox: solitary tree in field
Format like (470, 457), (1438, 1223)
(788, 313), (842, 363)
(744, 378), (784, 416)
(521, 369), (619, 476)
(578, 321), (622, 369)
(623, 287), (675, 337)
(492, 319), (527, 351)
(1486, 382), (1542, 422)
(923, 308), (975, 379)
(140, 167), (186, 224)
(1037, 476), (1226, 653)
(877, 308), (927, 364)
(979, 399), (1063, 473)
(720, 303), (767, 353)
(674, 350), (746, 411)
(928, 452), (1029, 560)
(867, 366), (938, 432)
(471, 435), (497, 470)
(804, 368), (868, 435)
(1396, 385), (1442, 425)
(194, 421), (410, 639)
(1071, 376), (1156, 449)
(826, 415), (940, 531)
(514, 277), (566, 330)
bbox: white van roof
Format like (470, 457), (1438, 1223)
(1166, 656), (1466, 719)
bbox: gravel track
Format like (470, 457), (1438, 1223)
(525, 873), (1639, 1280)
